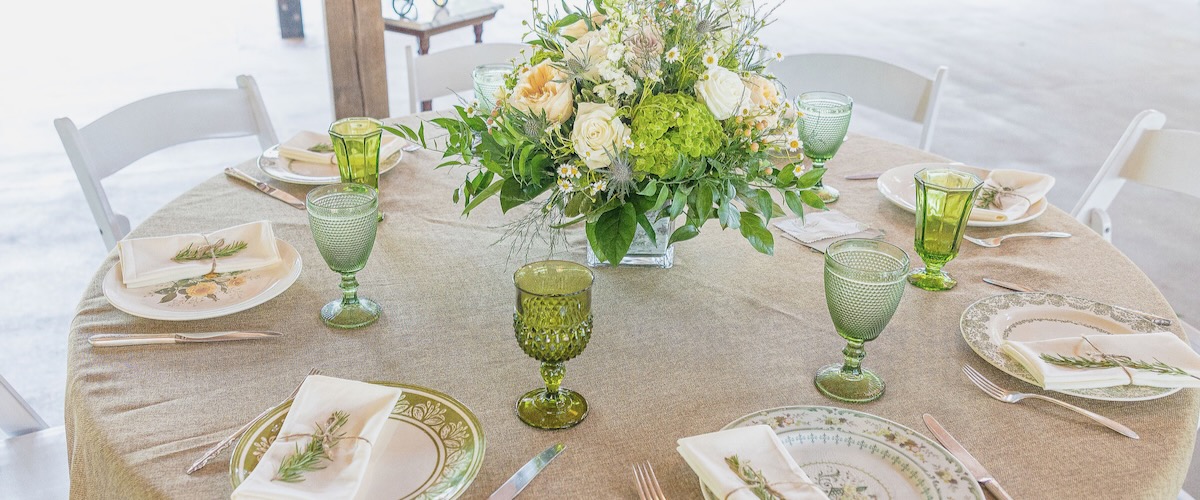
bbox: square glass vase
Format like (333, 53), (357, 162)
(585, 215), (675, 269)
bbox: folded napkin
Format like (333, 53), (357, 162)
(116, 221), (281, 288)
(971, 169), (1055, 222)
(678, 425), (828, 500)
(774, 211), (881, 253)
(1002, 332), (1200, 390)
(231, 375), (403, 500)
(278, 131), (404, 167)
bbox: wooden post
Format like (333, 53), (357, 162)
(325, 0), (389, 119)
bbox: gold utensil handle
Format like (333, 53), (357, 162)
(1029, 394), (1139, 439)
(88, 334), (175, 347)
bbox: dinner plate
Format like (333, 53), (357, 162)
(701, 406), (983, 500)
(230, 382), (485, 500)
(102, 239), (302, 321)
(258, 145), (403, 185)
(876, 162), (1048, 227)
(960, 292), (1179, 401)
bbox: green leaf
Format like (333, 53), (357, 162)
(738, 211), (774, 255)
(784, 190), (804, 217)
(754, 189), (774, 220)
(652, 184), (671, 212)
(638, 180), (658, 197)
(797, 168), (825, 189)
(718, 198), (740, 229)
(669, 223), (700, 245)
(775, 164), (796, 187)
(453, 188), (460, 204)
(636, 212), (657, 246)
(588, 204), (638, 264)
(695, 183), (715, 222)
(799, 190), (827, 210)
(668, 188), (688, 219)
(499, 177), (550, 213)
(465, 180), (504, 213)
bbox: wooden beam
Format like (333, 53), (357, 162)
(325, 0), (389, 119)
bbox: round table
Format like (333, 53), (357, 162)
(66, 114), (1198, 499)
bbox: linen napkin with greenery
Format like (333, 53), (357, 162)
(678, 425), (828, 500)
(971, 169), (1055, 222)
(1002, 332), (1200, 390)
(117, 221), (281, 288)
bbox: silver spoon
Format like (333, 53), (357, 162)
(965, 231), (1071, 248)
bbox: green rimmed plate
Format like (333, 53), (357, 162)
(701, 406), (983, 500)
(960, 292), (1178, 401)
(230, 382), (485, 499)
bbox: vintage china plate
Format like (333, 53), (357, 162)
(960, 292), (1179, 401)
(102, 239), (302, 321)
(876, 162), (1048, 227)
(701, 406), (983, 500)
(258, 145), (403, 185)
(230, 382), (486, 500)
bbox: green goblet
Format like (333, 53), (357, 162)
(814, 238), (910, 403)
(307, 183), (382, 329)
(908, 168), (983, 291)
(796, 91), (853, 204)
(513, 260), (594, 429)
(329, 117), (383, 189)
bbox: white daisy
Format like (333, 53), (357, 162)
(793, 164), (805, 176)
(588, 179), (608, 195)
(665, 46), (680, 63)
(558, 164), (581, 179)
(703, 51), (719, 67)
(787, 137), (802, 151)
(557, 178), (575, 192)
(774, 51), (784, 62)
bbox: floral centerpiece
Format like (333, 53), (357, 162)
(388, 0), (825, 264)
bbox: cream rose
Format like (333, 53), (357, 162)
(695, 66), (750, 120)
(570, 102), (629, 169)
(565, 31), (608, 81)
(560, 12), (606, 39)
(509, 61), (574, 124)
(625, 24), (664, 78)
(743, 73), (782, 126)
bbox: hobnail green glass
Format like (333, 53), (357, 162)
(908, 168), (983, 291)
(796, 91), (853, 204)
(329, 117), (383, 189)
(473, 63), (512, 112)
(512, 260), (594, 429)
(814, 238), (909, 403)
(307, 183), (381, 329)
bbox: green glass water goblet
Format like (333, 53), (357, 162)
(473, 63), (512, 113)
(796, 91), (853, 204)
(908, 168), (983, 291)
(814, 238), (910, 403)
(307, 183), (382, 329)
(513, 260), (594, 429)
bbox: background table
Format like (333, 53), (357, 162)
(66, 114), (1199, 499)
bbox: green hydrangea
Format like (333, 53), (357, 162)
(628, 93), (723, 176)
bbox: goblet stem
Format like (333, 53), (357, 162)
(540, 361), (566, 401)
(840, 337), (867, 378)
(340, 272), (361, 306)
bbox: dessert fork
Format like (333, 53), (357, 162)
(964, 231), (1071, 248)
(633, 461), (667, 500)
(962, 365), (1138, 439)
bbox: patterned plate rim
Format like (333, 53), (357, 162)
(875, 162), (1048, 227)
(703, 405), (984, 500)
(258, 145), (403, 185)
(228, 381), (486, 499)
(959, 292), (1179, 401)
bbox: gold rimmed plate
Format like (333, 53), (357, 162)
(258, 145), (403, 185)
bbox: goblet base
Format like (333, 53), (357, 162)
(815, 184), (840, 203)
(516, 387), (588, 430)
(320, 297), (381, 329)
(814, 363), (884, 403)
(907, 267), (957, 291)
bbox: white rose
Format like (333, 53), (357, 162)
(509, 61), (575, 124)
(695, 66), (750, 120)
(560, 12), (606, 40)
(570, 102), (629, 169)
(565, 32), (609, 81)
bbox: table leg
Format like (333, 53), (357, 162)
(418, 35), (431, 55)
(474, 23), (484, 43)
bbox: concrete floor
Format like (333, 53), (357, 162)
(2, 0), (1197, 444)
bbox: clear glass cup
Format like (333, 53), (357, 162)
(472, 64), (512, 113)
(512, 260), (594, 429)
(796, 91), (853, 204)
(814, 238), (910, 403)
(307, 183), (381, 329)
(908, 168), (983, 291)
(329, 117), (383, 189)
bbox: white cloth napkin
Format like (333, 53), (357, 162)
(231, 375), (403, 500)
(116, 221), (281, 288)
(677, 425), (828, 500)
(1001, 332), (1200, 390)
(971, 169), (1055, 222)
(774, 211), (881, 253)
(278, 131), (405, 168)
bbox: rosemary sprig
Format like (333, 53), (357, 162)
(307, 143), (335, 153)
(172, 239), (247, 262)
(1040, 354), (1200, 381)
(272, 411), (352, 483)
(725, 455), (782, 500)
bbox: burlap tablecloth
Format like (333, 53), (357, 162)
(66, 115), (1198, 499)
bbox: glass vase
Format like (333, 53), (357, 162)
(585, 214), (675, 268)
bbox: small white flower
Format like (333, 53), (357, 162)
(703, 52), (719, 67)
(787, 137), (802, 151)
(665, 46), (680, 63)
(588, 179), (608, 195)
(557, 164), (581, 179)
(622, 136), (634, 149)
(774, 51), (784, 62)
(558, 178), (575, 192)
(793, 164), (805, 176)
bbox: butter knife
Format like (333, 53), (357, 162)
(982, 277), (1173, 327)
(488, 443), (565, 500)
(844, 172), (883, 180)
(224, 167), (306, 209)
(923, 414), (1013, 500)
(88, 330), (281, 347)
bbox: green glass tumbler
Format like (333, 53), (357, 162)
(908, 168), (983, 291)
(814, 238), (909, 403)
(307, 183), (382, 329)
(796, 91), (853, 204)
(329, 117), (383, 189)
(513, 260), (594, 429)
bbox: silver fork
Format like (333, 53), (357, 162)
(633, 461), (667, 500)
(962, 365), (1138, 439)
(964, 231), (1071, 248)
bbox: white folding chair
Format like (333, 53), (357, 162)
(769, 53), (948, 151)
(54, 75), (278, 250)
(405, 43), (527, 113)
(1, 374), (68, 499)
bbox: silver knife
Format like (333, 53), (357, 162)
(224, 167), (306, 209)
(923, 414), (1014, 500)
(488, 443), (565, 500)
(88, 331), (281, 347)
(982, 277), (1173, 326)
(844, 172), (883, 180)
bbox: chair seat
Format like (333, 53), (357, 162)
(1, 426), (69, 499)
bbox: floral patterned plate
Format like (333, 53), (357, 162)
(960, 292), (1178, 401)
(101, 238), (302, 321)
(876, 162), (1048, 227)
(701, 406), (983, 500)
(230, 382), (485, 500)
(258, 145), (403, 185)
